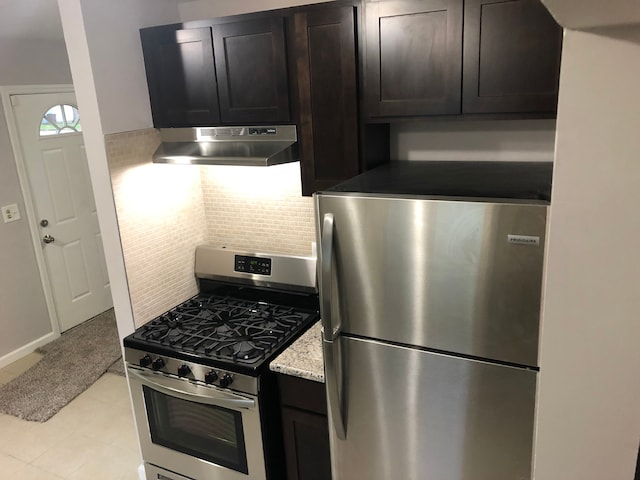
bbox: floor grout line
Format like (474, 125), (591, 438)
(0, 369), (139, 480)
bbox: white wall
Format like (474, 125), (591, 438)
(534, 26), (640, 480)
(0, 105), (53, 362)
(391, 119), (556, 162)
(543, 0), (640, 30)
(0, 39), (72, 363)
(76, 0), (181, 134)
(57, 0), (180, 339)
(178, 0), (332, 20)
(0, 40), (72, 85)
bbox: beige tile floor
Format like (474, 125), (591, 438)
(0, 353), (141, 480)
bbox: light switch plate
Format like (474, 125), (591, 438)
(2, 204), (21, 223)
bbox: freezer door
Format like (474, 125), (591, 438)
(316, 193), (547, 366)
(329, 336), (537, 480)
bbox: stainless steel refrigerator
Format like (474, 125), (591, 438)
(315, 161), (552, 480)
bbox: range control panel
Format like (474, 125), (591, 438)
(234, 255), (272, 276)
(124, 348), (258, 395)
(248, 127), (277, 135)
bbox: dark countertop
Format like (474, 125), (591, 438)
(325, 160), (553, 202)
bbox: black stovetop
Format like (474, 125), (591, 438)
(124, 282), (319, 374)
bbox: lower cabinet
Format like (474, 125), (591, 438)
(278, 375), (332, 480)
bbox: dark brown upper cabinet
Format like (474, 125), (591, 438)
(363, 0), (562, 120)
(141, 26), (221, 127)
(213, 17), (291, 124)
(364, 0), (464, 117)
(141, 14), (291, 127)
(292, 5), (360, 195)
(462, 0), (563, 114)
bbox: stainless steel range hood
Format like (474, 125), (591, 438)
(153, 125), (298, 166)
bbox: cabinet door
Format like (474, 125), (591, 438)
(213, 17), (290, 124)
(281, 407), (332, 480)
(294, 6), (359, 196)
(141, 26), (220, 127)
(462, 0), (562, 114)
(365, 0), (463, 117)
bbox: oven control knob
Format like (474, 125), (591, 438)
(151, 358), (165, 371)
(219, 374), (233, 388)
(204, 371), (218, 384)
(139, 355), (152, 368)
(177, 365), (191, 377)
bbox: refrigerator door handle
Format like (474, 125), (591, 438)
(320, 213), (340, 341)
(323, 335), (346, 440)
(320, 212), (346, 439)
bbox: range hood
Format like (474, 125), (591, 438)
(153, 125), (299, 166)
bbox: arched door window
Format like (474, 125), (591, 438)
(40, 104), (82, 136)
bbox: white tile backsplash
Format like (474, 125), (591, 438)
(106, 129), (206, 327)
(106, 131), (315, 326)
(200, 162), (316, 256)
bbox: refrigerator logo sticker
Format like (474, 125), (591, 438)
(508, 235), (540, 246)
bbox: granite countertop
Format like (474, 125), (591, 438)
(270, 321), (324, 383)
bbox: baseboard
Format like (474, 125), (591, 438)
(0, 331), (60, 370)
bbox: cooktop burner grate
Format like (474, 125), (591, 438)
(132, 293), (316, 366)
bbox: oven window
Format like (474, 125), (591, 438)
(143, 386), (249, 474)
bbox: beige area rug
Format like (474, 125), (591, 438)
(0, 309), (124, 422)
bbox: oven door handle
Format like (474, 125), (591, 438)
(127, 367), (256, 409)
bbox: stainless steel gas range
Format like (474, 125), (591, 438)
(124, 246), (319, 480)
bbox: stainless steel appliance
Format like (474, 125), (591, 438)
(315, 161), (553, 480)
(124, 246), (318, 480)
(152, 125), (298, 166)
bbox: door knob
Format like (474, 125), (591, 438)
(43, 234), (55, 244)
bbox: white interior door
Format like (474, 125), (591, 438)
(11, 92), (112, 332)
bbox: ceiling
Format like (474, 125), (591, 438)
(0, 0), (65, 41)
(3, 0), (639, 43)
(0, 0), (193, 42)
(543, 0), (640, 29)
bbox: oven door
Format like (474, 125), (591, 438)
(127, 365), (266, 480)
